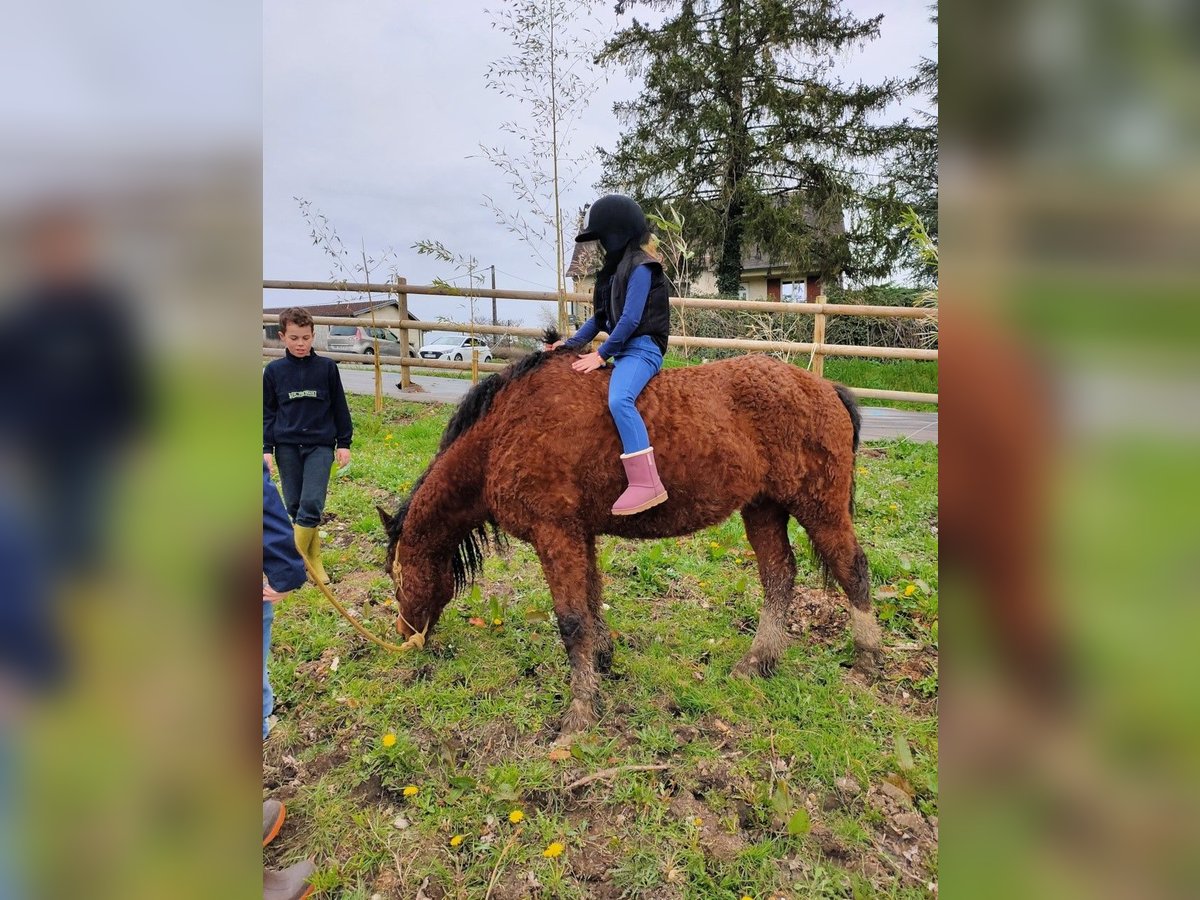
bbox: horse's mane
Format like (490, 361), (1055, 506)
(438, 347), (559, 452)
(383, 337), (566, 593)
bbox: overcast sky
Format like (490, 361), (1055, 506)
(264, 0), (936, 325)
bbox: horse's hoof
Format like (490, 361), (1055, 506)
(556, 701), (599, 742)
(732, 654), (776, 679)
(853, 647), (884, 678)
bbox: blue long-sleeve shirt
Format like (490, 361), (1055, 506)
(566, 265), (652, 359)
(264, 462), (307, 592)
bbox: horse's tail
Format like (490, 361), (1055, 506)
(832, 383), (861, 516)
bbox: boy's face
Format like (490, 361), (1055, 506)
(282, 322), (314, 357)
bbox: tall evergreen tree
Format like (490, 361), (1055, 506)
(599, 0), (912, 294)
(864, 6), (937, 281)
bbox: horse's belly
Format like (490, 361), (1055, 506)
(601, 494), (743, 540)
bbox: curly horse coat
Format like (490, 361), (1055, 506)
(378, 351), (880, 736)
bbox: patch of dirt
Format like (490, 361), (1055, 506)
(305, 745), (350, 780)
(862, 779), (938, 887)
(667, 792), (748, 862)
(786, 586), (938, 714)
(325, 569), (383, 611)
(370, 867), (405, 899)
(292, 647), (341, 684)
(785, 585), (850, 646)
(875, 644), (938, 715)
(485, 869), (544, 900)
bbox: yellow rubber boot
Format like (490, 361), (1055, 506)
(293, 525), (330, 585)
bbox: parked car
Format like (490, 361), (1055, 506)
(327, 325), (413, 357)
(417, 334), (493, 363)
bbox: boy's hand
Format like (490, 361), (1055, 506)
(544, 339), (565, 351)
(264, 453), (275, 476)
(336, 448), (351, 467)
(263, 584), (291, 604)
(571, 351), (606, 374)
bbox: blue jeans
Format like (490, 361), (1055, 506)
(274, 444), (334, 527)
(608, 335), (664, 454)
(263, 600), (274, 740)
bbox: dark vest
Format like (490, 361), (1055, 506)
(598, 249), (671, 354)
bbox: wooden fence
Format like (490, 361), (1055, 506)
(262, 278), (938, 405)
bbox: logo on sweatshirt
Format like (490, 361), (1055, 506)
(287, 390), (319, 400)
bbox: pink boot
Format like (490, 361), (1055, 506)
(612, 447), (668, 515)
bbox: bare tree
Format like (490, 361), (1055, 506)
(477, 0), (603, 331)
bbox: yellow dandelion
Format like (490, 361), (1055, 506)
(450, 834), (465, 847)
(709, 541), (720, 548)
(692, 816), (703, 826)
(402, 785), (419, 798)
(904, 584), (916, 597)
(889, 503), (898, 511)
(741, 895), (755, 900)
(543, 842), (565, 858)
(492, 617), (503, 626)
(382, 733), (397, 748)
(508, 809), (525, 824)
(858, 466), (868, 476)
(385, 434), (393, 441)
(699, 581), (708, 588)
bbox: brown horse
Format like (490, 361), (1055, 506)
(377, 349), (881, 738)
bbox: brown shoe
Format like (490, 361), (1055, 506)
(263, 799), (286, 847)
(263, 859), (317, 900)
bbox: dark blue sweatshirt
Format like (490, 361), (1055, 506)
(263, 350), (353, 453)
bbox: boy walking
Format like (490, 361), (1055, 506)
(263, 307), (352, 584)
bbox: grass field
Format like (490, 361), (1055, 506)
(265, 394), (939, 899)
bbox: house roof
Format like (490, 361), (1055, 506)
(566, 208), (603, 278)
(741, 201), (846, 275)
(263, 298), (418, 320)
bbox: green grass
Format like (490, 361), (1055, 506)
(266, 394), (938, 898)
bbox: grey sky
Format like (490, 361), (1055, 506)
(264, 0), (936, 325)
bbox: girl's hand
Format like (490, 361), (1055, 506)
(571, 351), (606, 373)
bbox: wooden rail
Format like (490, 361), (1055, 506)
(262, 279), (938, 404)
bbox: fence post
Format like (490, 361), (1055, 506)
(396, 276), (412, 390)
(811, 294), (827, 378)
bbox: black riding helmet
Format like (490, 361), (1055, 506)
(575, 194), (648, 255)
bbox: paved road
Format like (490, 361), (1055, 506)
(338, 365), (938, 444)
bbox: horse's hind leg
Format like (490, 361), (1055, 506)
(532, 528), (602, 740)
(805, 516), (883, 670)
(733, 499), (795, 678)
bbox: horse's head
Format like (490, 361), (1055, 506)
(377, 505), (455, 647)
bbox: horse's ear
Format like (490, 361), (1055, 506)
(376, 505), (394, 531)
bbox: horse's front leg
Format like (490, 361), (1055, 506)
(533, 528), (601, 741)
(584, 536), (614, 673)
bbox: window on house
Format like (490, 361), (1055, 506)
(781, 281), (804, 302)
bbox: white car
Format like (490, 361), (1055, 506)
(418, 334), (493, 362)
